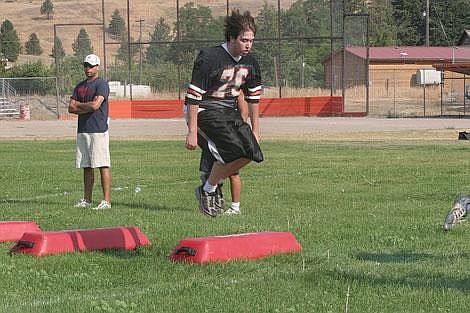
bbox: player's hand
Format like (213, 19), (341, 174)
(185, 131), (197, 150)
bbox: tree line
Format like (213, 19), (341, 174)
(1, 0), (469, 95)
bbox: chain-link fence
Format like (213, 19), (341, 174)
(0, 77), (62, 120)
(440, 72), (470, 117)
(9, 0), (374, 120)
(8, 0), (465, 120)
(366, 69), (468, 117)
(52, 0), (349, 101)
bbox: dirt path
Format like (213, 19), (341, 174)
(0, 117), (469, 141)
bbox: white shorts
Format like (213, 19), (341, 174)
(76, 132), (110, 168)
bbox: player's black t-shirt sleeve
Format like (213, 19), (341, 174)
(185, 49), (210, 106)
(244, 57), (262, 104)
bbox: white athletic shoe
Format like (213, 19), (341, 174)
(444, 201), (466, 231)
(92, 200), (112, 210)
(224, 208), (241, 216)
(74, 199), (92, 208)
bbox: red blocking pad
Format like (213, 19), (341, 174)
(10, 226), (151, 256)
(0, 221), (41, 242)
(169, 231), (302, 264)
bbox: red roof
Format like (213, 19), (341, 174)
(346, 46), (470, 62)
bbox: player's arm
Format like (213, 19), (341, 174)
(81, 95), (105, 111)
(68, 98), (89, 115)
(245, 60), (262, 142)
(238, 91), (249, 122)
(68, 98), (80, 114)
(243, 59), (263, 141)
(244, 85), (262, 142)
(184, 50), (209, 150)
(68, 96), (104, 115)
(248, 102), (260, 142)
(185, 104), (198, 150)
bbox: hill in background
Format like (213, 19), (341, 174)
(0, 0), (291, 65)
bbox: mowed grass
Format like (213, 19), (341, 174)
(1, 139), (470, 313)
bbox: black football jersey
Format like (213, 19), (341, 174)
(185, 45), (262, 110)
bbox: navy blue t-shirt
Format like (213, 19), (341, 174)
(71, 77), (110, 133)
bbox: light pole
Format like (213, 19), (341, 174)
(126, 0), (132, 100)
(136, 18), (145, 85)
(425, 0), (430, 46)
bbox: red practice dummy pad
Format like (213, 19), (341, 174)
(0, 221), (41, 242)
(10, 226), (150, 256)
(169, 231), (302, 264)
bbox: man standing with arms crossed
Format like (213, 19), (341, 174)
(185, 10), (263, 217)
(68, 54), (112, 210)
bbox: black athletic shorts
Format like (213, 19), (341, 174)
(197, 108), (263, 165)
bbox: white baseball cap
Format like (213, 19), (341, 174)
(84, 54), (100, 66)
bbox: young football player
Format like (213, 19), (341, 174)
(184, 9), (263, 217)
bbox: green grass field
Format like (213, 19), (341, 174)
(1, 138), (470, 313)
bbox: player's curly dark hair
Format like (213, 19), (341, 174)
(224, 9), (256, 41)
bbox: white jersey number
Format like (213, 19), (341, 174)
(211, 67), (249, 99)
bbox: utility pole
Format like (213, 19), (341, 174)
(126, 0), (132, 100)
(101, 0), (107, 78)
(136, 18), (145, 85)
(425, 0), (430, 46)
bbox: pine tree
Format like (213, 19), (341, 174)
(391, 0), (470, 46)
(25, 33), (43, 55)
(0, 19), (21, 62)
(146, 17), (171, 64)
(72, 28), (93, 60)
(40, 0), (54, 20)
(392, 0), (430, 46)
(51, 36), (65, 60)
(177, 3), (220, 41)
(169, 3), (221, 66)
(345, 0), (396, 46)
(429, 0), (470, 46)
(108, 9), (126, 38)
(116, 32), (138, 64)
(368, 0), (397, 46)
(252, 3), (279, 87)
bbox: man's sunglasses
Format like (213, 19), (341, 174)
(83, 63), (98, 68)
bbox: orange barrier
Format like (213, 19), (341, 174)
(0, 221), (41, 242)
(259, 96), (340, 117)
(108, 97), (366, 119)
(259, 96), (366, 117)
(10, 226), (151, 257)
(132, 100), (184, 119)
(109, 100), (132, 119)
(169, 231), (302, 264)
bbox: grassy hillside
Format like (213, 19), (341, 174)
(0, 0), (292, 65)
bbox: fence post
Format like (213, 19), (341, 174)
(55, 77), (60, 119)
(423, 70), (426, 117)
(440, 76), (443, 116)
(463, 76), (467, 115)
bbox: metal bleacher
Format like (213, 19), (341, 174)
(0, 78), (19, 118)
